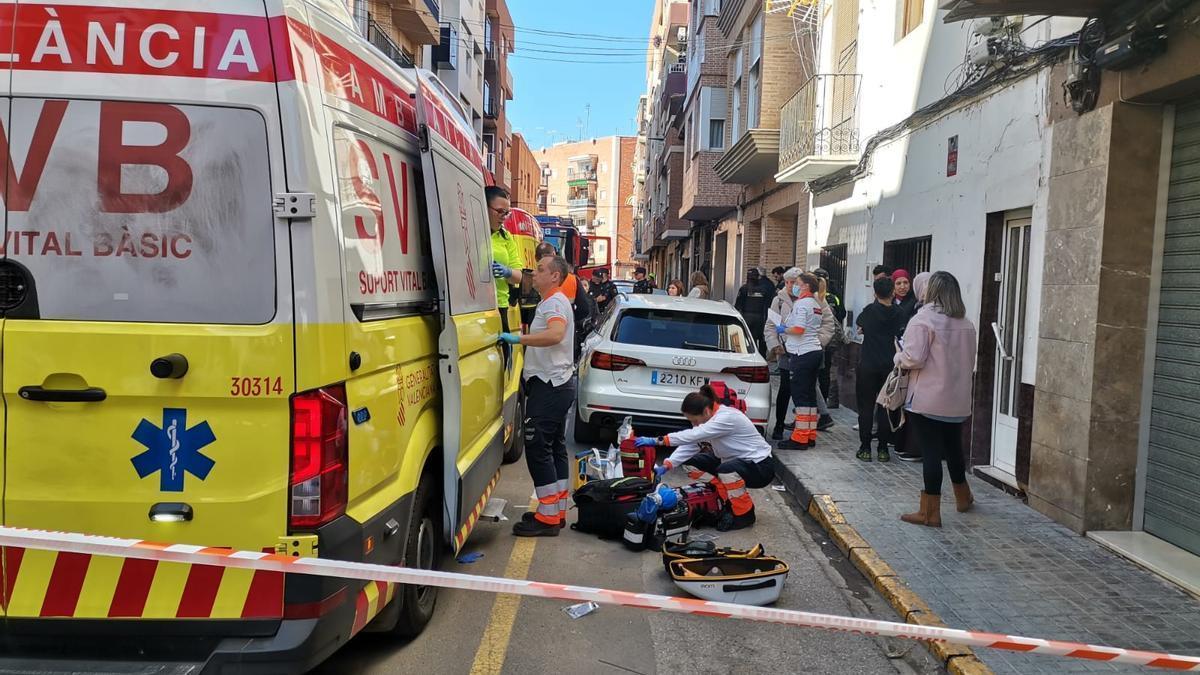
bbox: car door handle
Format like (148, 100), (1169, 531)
(19, 386), (107, 402)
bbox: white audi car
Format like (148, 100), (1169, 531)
(575, 294), (772, 443)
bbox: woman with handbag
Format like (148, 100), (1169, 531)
(896, 271), (978, 527)
(855, 276), (904, 462)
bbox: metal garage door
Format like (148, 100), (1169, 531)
(1144, 101), (1200, 556)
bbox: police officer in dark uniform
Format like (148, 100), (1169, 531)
(632, 267), (653, 294)
(735, 268), (774, 358)
(589, 268), (618, 311)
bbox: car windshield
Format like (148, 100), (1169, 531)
(613, 309), (753, 353)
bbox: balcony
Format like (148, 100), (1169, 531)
(714, 129), (780, 184)
(434, 22), (457, 69)
(567, 169), (597, 183)
(659, 67), (686, 111)
(776, 74), (862, 184)
(368, 19), (415, 68)
(483, 97), (498, 120)
(392, 0), (440, 44)
(568, 198), (597, 211)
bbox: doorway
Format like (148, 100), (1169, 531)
(990, 210), (1032, 479)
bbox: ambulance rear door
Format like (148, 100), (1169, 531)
(0, 1), (294, 621)
(413, 77), (505, 549)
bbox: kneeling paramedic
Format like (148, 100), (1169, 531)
(635, 385), (775, 531)
(500, 255), (576, 536)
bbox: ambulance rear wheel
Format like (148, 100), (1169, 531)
(394, 473), (440, 638)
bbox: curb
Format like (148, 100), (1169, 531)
(776, 459), (994, 675)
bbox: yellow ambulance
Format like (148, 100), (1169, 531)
(0, 0), (519, 670)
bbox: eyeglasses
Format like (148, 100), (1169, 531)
(490, 206), (511, 217)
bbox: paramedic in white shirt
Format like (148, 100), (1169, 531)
(634, 385), (776, 531)
(499, 255), (575, 537)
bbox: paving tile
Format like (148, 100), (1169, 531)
(774, 407), (1200, 675)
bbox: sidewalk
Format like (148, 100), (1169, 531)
(772, 407), (1200, 674)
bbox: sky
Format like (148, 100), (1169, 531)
(506, 0), (654, 150)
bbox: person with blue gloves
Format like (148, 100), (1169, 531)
(501, 255), (576, 537)
(487, 186), (523, 331)
(636, 384), (775, 531)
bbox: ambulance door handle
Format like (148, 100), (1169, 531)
(19, 386), (107, 403)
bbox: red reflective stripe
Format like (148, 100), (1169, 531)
(108, 558), (158, 618)
(280, 584), (343, 620)
(176, 564), (225, 617)
(3, 547), (25, 610)
(351, 587), (370, 635)
(40, 552), (91, 617)
(1066, 649), (1118, 661)
(243, 570), (285, 618)
(989, 640), (1038, 652)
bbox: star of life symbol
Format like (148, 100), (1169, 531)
(131, 408), (217, 492)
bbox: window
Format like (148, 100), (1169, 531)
(883, 236), (933, 275)
(600, 162), (607, 173)
(747, 13), (763, 130)
(10, 100), (277, 324)
(731, 48), (743, 140)
(550, 195), (557, 204)
(599, 189), (607, 201)
(614, 309), (753, 354)
(899, 0), (925, 39)
(351, 0), (368, 35)
(699, 86), (727, 151)
(704, 0), (722, 16)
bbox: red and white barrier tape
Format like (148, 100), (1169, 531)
(0, 526), (1196, 671)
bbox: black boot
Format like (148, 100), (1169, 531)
(716, 507), (756, 531)
(817, 415), (834, 431)
(513, 514), (561, 537)
(521, 511), (565, 529)
(771, 424), (785, 440)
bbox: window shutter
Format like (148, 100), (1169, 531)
(833, 0), (859, 73)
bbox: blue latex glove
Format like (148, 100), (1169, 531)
(498, 332), (520, 345)
(776, 324), (788, 336)
(634, 436), (657, 448)
(654, 464), (668, 478)
(492, 262), (512, 279)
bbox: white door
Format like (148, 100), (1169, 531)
(991, 214), (1032, 477)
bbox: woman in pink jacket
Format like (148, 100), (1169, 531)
(895, 271), (978, 527)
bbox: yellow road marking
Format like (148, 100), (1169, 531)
(469, 500), (539, 675)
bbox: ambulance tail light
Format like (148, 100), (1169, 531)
(290, 385), (348, 531)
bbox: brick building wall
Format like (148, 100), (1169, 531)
(616, 137), (638, 276)
(509, 132), (540, 212)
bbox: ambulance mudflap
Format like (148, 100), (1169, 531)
(0, 96), (292, 620)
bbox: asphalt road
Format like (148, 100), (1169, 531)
(317, 411), (943, 675)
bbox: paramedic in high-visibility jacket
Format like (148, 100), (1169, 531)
(500, 255), (576, 537)
(636, 385), (776, 531)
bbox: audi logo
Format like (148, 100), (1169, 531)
(671, 356), (697, 367)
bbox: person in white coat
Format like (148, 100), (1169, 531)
(634, 385), (775, 531)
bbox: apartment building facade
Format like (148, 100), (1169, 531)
(509, 132), (540, 212)
(483, 0), (515, 189)
(634, 0), (692, 284)
(430, 0), (488, 138)
(711, 0), (811, 300)
(347, 0), (442, 67)
(536, 137), (637, 277)
(768, 0), (1200, 590)
(677, 0), (742, 295)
